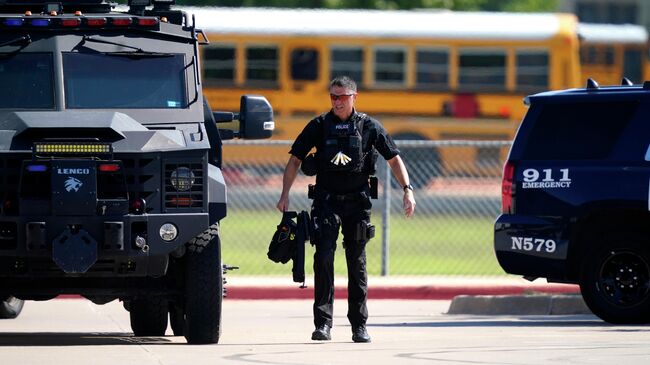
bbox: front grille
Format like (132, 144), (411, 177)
(121, 156), (158, 213)
(164, 161), (204, 209)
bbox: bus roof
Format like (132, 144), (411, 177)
(184, 7), (572, 41)
(577, 23), (648, 45)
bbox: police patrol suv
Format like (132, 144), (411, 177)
(495, 78), (650, 324)
(0, 0), (273, 343)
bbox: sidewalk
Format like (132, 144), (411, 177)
(224, 275), (580, 300)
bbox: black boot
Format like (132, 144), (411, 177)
(352, 325), (371, 343)
(311, 324), (331, 341)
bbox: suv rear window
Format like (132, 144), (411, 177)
(522, 101), (638, 160)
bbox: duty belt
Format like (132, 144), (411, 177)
(309, 184), (365, 202)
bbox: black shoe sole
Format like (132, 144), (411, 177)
(352, 336), (371, 343)
(311, 332), (331, 341)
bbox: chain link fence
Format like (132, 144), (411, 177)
(220, 140), (512, 277)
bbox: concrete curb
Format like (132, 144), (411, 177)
(225, 283), (580, 300)
(447, 294), (591, 315)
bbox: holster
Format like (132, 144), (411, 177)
(354, 220), (376, 241)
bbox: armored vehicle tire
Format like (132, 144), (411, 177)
(129, 297), (169, 336)
(184, 224), (223, 344)
(0, 296), (24, 319)
(579, 235), (650, 324)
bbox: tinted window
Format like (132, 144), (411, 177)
(331, 47), (364, 84)
(0, 53), (53, 109)
(523, 101), (638, 159)
(64, 53), (187, 109)
(416, 48), (448, 89)
(246, 46), (278, 86)
(458, 49), (506, 90)
(374, 48), (405, 85)
(204, 45), (235, 84)
(516, 51), (548, 91)
(291, 48), (319, 81)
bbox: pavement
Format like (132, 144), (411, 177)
(224, 275), (581, 300)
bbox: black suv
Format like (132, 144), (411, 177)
(0, 0), (273, 344)
(495, 78), (650, 324)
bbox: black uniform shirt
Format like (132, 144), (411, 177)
(289, 110), (400, 194)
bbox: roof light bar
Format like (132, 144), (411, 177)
(4, 18), (23, 27)
(86, 18), (107, 27)
(112, 18), (133, 26)
(30, 19), (50, 27)
(61, 18), (81, 27)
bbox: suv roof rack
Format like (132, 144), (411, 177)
(586, 78), (600, 91)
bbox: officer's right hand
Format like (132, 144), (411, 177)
(276, 195), (289, 212)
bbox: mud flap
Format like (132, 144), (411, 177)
(52, 228), (98, 273)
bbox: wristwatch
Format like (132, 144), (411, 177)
(403, 184), (413, 192)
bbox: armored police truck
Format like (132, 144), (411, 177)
(0, 0), (273, 344)
(495, 78), (650, 324)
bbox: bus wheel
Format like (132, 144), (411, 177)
(392, 133), (441, 188)
(184, 225), (223, 344)
(579, 234), (650, 324)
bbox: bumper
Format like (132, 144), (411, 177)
(494, 214), (571, 281)
(0, 213), (208, 277)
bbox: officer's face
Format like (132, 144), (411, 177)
(330, 85), (357, 121)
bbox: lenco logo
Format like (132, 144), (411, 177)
(57, 168), (90, 175)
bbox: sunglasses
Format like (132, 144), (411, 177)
(330, 93), (355, 101)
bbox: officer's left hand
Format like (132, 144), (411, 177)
(403, 190), (415, 218)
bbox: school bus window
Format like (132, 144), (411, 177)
(245, 46), (278, 87)
(458, 49), (506, 91)
(516, 50), (548, 91)
(291, 48), (319, 81)
(582, 46), (615, 65)
(416, 48), (449, 90)
(331, 47), (364, 85)
(374, 48), (406, 86)
(203, 44), (235, 85)
(623, 48), (642, 83)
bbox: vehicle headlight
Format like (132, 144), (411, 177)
(170, 167), (195, 191)
(159, 223), (178, 242)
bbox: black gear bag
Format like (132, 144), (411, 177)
(267, 211), (310, 286)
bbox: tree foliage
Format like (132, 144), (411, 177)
(172, 0), (558, 12)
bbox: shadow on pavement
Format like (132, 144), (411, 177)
(0, 332), (182, 346)
(367, 316), (644, 328)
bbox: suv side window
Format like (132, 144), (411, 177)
(522, 101), (638, 160)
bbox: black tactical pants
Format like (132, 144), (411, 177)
(311, 195), (371, 329)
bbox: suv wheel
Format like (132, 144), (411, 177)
(129, 297), (169, 336)
(0, 296), (24, 319)
(184, 224), (223, 344)
(579, 236), (650, 324)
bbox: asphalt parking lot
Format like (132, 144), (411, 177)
(1, 298), (650, 365)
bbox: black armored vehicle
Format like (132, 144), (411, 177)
(495, 78), (650, 324)
(0, 0), (273, 343)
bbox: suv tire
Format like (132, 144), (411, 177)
(129, 297), (169, 336)
(579, 234), (650, 324)
(184, 224), (223, 344)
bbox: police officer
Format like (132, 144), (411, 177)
(276, 76), (415, 343)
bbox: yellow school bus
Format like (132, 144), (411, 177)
(578, 23), (650, 86)
(186, 7), (583, 179)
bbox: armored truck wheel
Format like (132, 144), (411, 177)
(579, 235), (650, 324)
(0, 296), (24, 319)
(184, 224), (223, 344)
(129, 297), (169, 336)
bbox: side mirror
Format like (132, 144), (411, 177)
(239, 95), (274, 139)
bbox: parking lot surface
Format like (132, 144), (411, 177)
(0, 298), (649, 364)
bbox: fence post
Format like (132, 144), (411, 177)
(381, 160), (390, 276)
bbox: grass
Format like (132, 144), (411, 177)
(220, 209), (506, 276)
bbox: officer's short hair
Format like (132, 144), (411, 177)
(330, 76), (357, 93)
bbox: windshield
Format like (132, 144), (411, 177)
(0, 53), (54, 109)
(63, 52), (187, 109)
